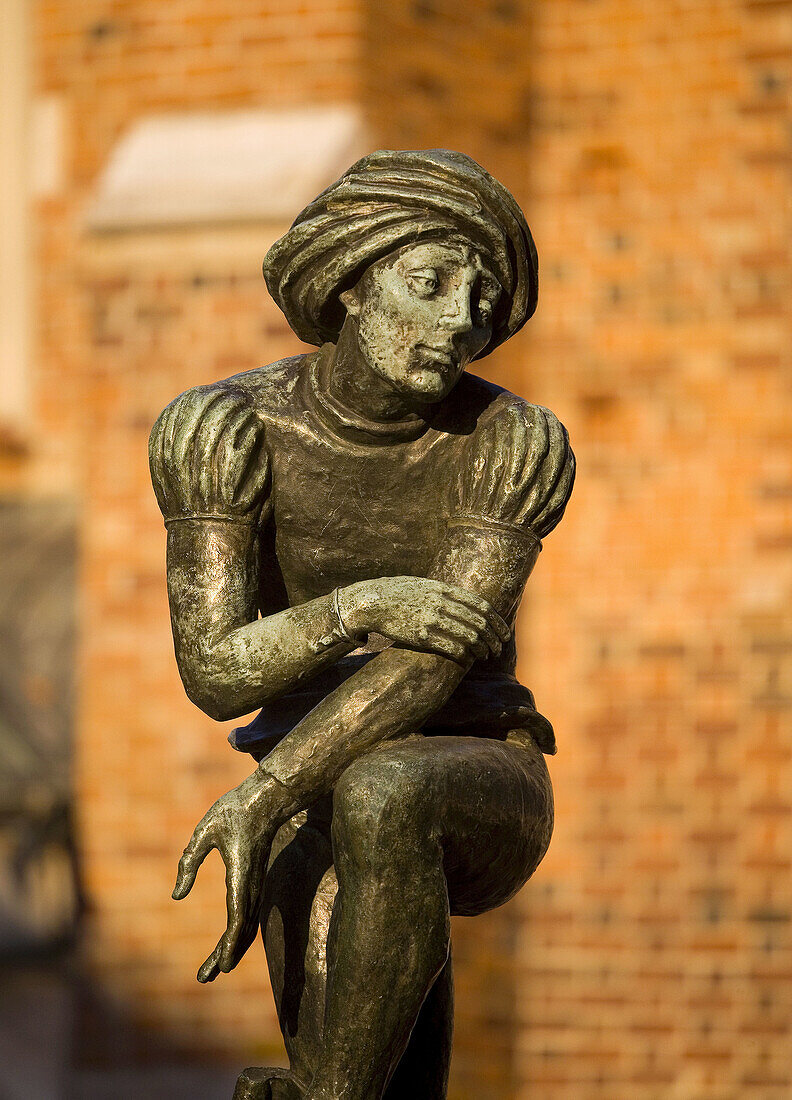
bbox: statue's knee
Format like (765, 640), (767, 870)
(332, 755), (426, 865)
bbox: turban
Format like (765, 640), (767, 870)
(263, 149), (538, 359)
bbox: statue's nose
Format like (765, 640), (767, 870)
(439, 287), (473, 333)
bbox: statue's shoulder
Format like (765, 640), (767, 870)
(452, 373), (575, 540)
(217, 353), (309, 413)
(150, 355), (309, 472)
(154, 354), (307, 425)
(454, 371), (569, 445)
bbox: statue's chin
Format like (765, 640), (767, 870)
(403, 367), (458, 402)
(359, 341), (463, 406)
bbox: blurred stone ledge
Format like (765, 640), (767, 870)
(84, 105), (367, 234)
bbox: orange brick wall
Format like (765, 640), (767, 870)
(32, 0), (360, 479)
(366, 0), (792, 1096)
(21, 0), (792, 1096)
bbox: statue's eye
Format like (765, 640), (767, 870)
(476, 298), (494, 322)
(407, 270), (439, 297)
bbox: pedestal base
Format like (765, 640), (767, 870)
(232, 1067), (303, 1100)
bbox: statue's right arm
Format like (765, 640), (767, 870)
(150, 385), (359, 721)
(150, 386), (507, 722)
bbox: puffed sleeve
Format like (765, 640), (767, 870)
(432, 398), (575, 629)
(452, 398), (575, 542)
(148, 382), (272, 529)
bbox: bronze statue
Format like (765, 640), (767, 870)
(149, 150), (575, 1100)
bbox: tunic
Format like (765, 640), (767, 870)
(218, 344), (559, 758)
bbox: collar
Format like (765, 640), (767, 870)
(303, 344), (431, 445)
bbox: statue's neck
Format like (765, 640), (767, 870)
(326, 319), (428, 426)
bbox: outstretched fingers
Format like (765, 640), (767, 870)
(197, 944), (222, 984)
(218, 859), (247, 972)
(173, 817), (215, 901)
(183, 836), (249, 983)
(196, 850), (264, 983)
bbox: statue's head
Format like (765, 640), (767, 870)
(263, 149), (537, 402)
(334, 235), (502, 401)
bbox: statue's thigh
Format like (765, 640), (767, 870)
(412, 733), (554, 917)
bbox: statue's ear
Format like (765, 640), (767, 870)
(339, 287), (361, 317)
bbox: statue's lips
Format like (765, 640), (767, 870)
(415, 344), (457, 369)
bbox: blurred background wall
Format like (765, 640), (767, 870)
(1, 1), (790, 1097)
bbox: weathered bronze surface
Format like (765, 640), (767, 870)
(149, 149), (575, 1099)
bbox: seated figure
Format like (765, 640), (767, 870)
(149, 149), (575, 1100)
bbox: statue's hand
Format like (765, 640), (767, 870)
(172, 771), (282, 983)
(149, 385), (270, 525)
(338, 576), (510, 664)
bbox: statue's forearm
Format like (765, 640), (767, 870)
(434, 518), (541, 622)
(201, 599), (356, 721)
(261, 647), (464, 793)
(260, 523), (541, 804)
(167, 522), (356, 721)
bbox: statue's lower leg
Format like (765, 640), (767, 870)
(233, 959), (453, 1100)
(383, 951), (454, 1100)
(234, 808), (335, 1100)
(303, 787), (451, 1100)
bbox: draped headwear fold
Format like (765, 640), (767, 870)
(263, 149), (538, 359)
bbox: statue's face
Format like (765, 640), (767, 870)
(343, 239), (502, 403)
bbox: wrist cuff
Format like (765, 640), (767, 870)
(331, 586), (357, 643)
(254, 764), (302, 813)
(448, 512), (542, 551)
(164, 512), (259, 529)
